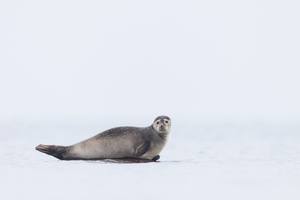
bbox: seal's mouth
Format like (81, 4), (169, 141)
(159, 126), (166, 132)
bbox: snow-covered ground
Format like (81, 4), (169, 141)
(1, 120), (300, 200)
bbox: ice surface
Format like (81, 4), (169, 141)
(1, 121), (300, 200)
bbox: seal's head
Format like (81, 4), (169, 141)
(152, 116), (171, 134)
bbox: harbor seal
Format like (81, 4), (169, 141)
(35, 116), (171, 162)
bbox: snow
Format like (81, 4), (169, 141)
(1, 120), (300, 200)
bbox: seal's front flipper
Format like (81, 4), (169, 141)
(135, 141), (151, 157)
(35, 144), (67, 160)
(152, 155), (160, 162)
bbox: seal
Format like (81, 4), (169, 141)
(35, 116), (171, 162)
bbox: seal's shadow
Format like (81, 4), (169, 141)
(83, 158), (184, 164)
(95, 158), (158, 164)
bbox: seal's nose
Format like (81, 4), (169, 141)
(159, 125), (165, 131)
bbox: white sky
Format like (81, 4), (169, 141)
(0, 0), (299, 121)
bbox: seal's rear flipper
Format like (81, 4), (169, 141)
(35, 144), (67, 160)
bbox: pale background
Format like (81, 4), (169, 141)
(0, 1), (300, 200)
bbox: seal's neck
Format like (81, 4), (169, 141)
(158, 132), (168, 141)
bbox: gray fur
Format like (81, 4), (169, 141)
(35, 116), (171, 161)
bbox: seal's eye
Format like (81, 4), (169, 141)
(165, 120), (168, 124)
(156, 121), (160, 125)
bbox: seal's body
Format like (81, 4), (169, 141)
(36, 116), (171, 162)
